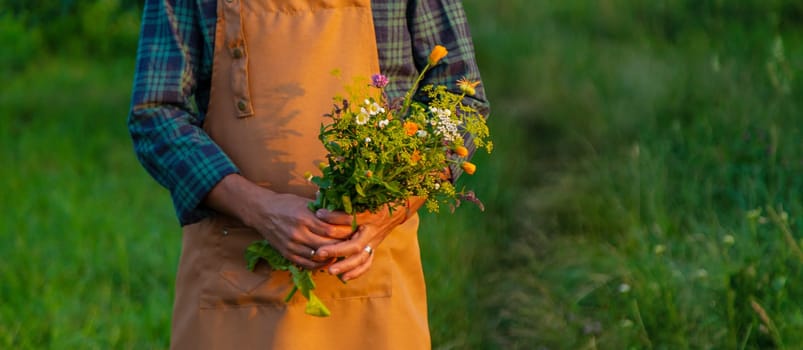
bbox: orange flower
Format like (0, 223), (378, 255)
(456, 77), (481, 96)
(410, 150), (422, 164)
(428, 45), (448, 65)
(438, 166), (451, 180)
(404, 121), (419, 136)
(365, 170), (373, 178)
(461, 161), (477, 175)
(454, 145), (469, 158)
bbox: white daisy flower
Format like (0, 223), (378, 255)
(378, 119), (389, 128)
(367, 102), (385, 116)
(364, 137), (372, 143)
(417, 130), (428, 138)
(355, 108), (371, 125)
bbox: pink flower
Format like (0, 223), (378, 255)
(371, 74), (389, 89)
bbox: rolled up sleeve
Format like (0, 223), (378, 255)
(128, 0), (238, 225)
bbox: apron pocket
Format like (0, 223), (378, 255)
(200, 226), (292, 309)
(199, 224), (392, 310)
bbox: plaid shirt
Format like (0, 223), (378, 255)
(129, 0), (489, 226)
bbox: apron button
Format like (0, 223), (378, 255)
(222, 229), (229, 236)
(237, 100), (248, 111)
(232, 47), (243, 59)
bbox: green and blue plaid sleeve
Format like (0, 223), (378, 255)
(409, 0), (490, 179)
(410, 0), (489, 109)
(374, 0), (489, 114)
(128, 0), (237, 226)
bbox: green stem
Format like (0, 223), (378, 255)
(452, 93), (467, 111)
(401, 63), (432, 116)
(284, 285), (298, 303)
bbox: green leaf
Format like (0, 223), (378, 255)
(384, 181), (401, 193)
(283, 286), (298, 303)
(290, 267), (317, 297)
(328, 141), (342, 153)
(342, 195), (353, 214)
(355, 182), (366, 197)
(304, 292), (332, 317)
(245, 240), (291, 271)
(311, 176), (331, 188)
(286, 266), (331, 317)
(246, 240), (333, 315)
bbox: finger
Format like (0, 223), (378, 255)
(289, 255), (322, 270)
(328, 246), (372, 276)
(286, 242), (326, 270)
(306, 217), (355, 239)
(313, 234), (364, 259)
(315, 209), (354, 226)
(340, 253), (374, 281)
(287, 225), (347, 247)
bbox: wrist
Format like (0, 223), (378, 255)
(205, 174), (274, 226)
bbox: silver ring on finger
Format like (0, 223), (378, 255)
(310, 249), (316, 258)
(363, 245), (373, 256)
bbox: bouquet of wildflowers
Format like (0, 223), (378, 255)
(246, 45), (492, 317)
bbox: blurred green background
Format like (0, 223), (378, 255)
(1, 0), (802, 349)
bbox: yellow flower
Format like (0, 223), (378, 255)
(454, 145), (469, 158)
(428, 45), (448, 65)
(457, 77), (481, 96)
(404, 121), (420, 136)
(461, 161), (476, 175)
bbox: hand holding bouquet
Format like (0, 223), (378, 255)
(246, 45), (492, 317)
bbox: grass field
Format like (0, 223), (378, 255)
(1, 1), (802, 349)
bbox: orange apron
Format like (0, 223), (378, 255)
(170, 0), (430, 349)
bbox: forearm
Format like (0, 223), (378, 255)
(203, 173), (276, 228)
